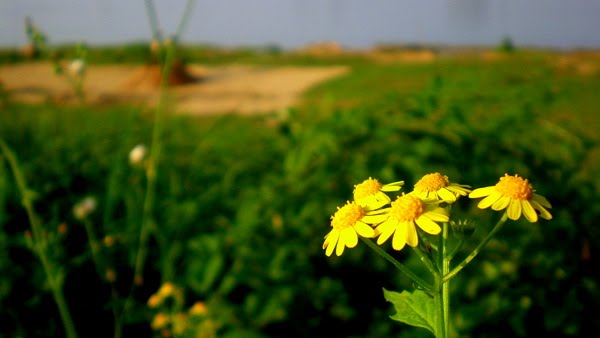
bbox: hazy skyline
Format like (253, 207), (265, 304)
(1, 0), (599, 50)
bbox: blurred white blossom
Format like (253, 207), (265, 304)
(129, 144), (147, 165)
(73, 196), (97, 220)
(68, 58), (86, 76)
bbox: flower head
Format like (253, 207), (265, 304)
(411, 172), (471, 203)
(68, 58), (86, 77)
(151, 313), (169, 330)
(373, 194), (449, 251)
(353, 177), (404, 209)
(189, 302), (208, 316)
(323, 201), (387, 256)
(469, 174), (552, 222)
(73, 196), (97, 220)
(129, 144), (147, 165)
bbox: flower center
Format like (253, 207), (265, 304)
(353, 178), (383, 200)
(495, 174), (533, 200)
(414, 172), (449, 192)
(331, 202), (365, 230)
(390, 195), (424, 221)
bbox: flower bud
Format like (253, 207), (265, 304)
(73, 196), (97, 220)
(450, 219), (476, 239)
(129, 144), (147, 165)
(68, 59), (86, 77)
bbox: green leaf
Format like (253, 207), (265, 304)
(383, 288), (436, 336)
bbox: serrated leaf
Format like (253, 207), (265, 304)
(383, 288), (436, 336)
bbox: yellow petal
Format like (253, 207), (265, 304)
(325, 230), (339, 256)
(362, 214), (388, 225)
(406, 222), (419, 247)
(448, 185), (471, 196)
(356, 195), (382, 209)
(323, 231), (332, 249)
(521, 200), (538, 223)
(367, 207), (390, 215)
(532, 194), (552, 208)
(335, 241), (345, 256)
(438, 188), (457, 202)
(507, 199), (522, 220)
(355, 221), (375, 238)
(416, 216), (442, 235)
(530, 200), (553, 220)
(381, 181), (404, 191)
(375, 219), (396, 245)
(424, 208), (449, 222)
(392, 222), (408, 251)
(341, 228), (358, 248)
(491, 195), (510, 211)
(469, 186), (495, 198)
(478, 191), (503, 209)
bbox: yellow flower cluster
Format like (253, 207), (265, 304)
(323, 173), (551, 257)
(148, 286), (211, 337)
(147, 282), (184, 308)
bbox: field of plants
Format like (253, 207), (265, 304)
(1, 41), (600, 338)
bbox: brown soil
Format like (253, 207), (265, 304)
(0, 61), (349, 115)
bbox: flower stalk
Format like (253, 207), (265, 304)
(0, 139), (78, 338)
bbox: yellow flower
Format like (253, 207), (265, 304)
(158, 282), (176, 298)
(353, 177), (404, 209)
(147, 294), (161, 308)
(173, 313), (188, 335)
(189, 301), (208, 316)
(151, 313), (170, 330)
(323, 201), (387, 257)
(469, 174), (552, 222)
(373, 194), (449, 251)
(411, 172), (471, 203)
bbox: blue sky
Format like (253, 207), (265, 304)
(1, 0), (599, 50)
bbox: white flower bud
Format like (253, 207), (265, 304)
(69, 58), (86, 76)
(73, 196), (97, 220)
(129, 144), (147, 165)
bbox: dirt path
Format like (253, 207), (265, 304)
(0, 62), (349, 115)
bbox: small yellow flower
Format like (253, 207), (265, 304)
(469, 174), (552, 222)
(173, 313), (188, 335)
(147, 294), (161, 308)
(158, 282), (176, 298)
(373, 194), (449, 251)
(323, 201), (387, 257)
(411, 172), (471, 203)
(353, 177), (404, 209)
(189, 301), (208, 316)
(151, 313), (170, 330)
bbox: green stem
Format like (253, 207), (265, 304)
(443, 213), (509, 283)
(122, 41), (177, 321)
(442, 223), (450, 338)
(132, 44), (175, 282)
(82, 219), (123, 338)
(361, 238), (433, 293)
(82, 219), (102, 275)
(447, 238), (465, 262)
(175, 0), (197, 39)
(412, 245), (439, 278)
(434, 222), (449, 338)
(144, 0), (162, 40)
(0, 139), (78, 338)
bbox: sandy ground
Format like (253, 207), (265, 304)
(0, 62), (349, 115)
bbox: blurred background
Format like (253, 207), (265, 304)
(1, 0), (600, 49)
(1, 1), (599, 338)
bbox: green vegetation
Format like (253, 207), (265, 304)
(1, 45), (599, 337)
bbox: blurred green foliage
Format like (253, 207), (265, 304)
(1, 48), (599, 338)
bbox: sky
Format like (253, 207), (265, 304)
(1, 0), (600, 50)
